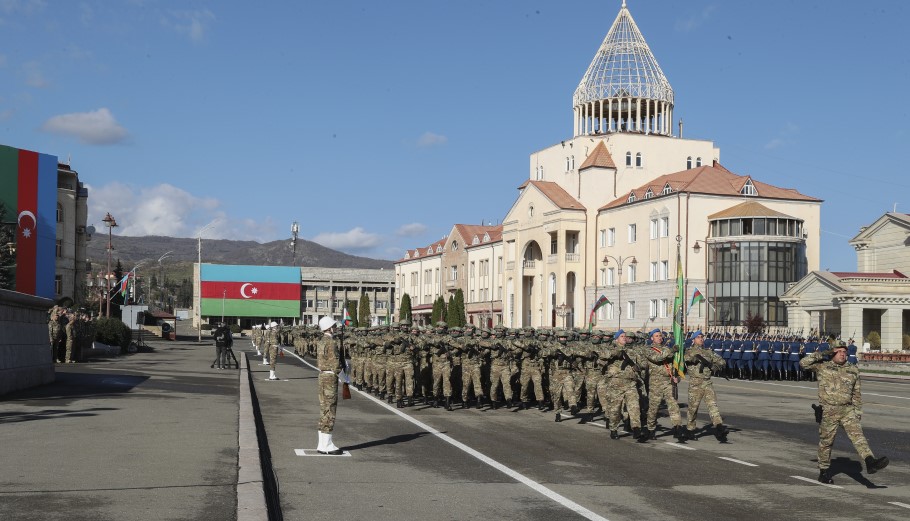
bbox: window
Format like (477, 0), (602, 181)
(659, 298), (669, 318)
(696, 157), (702, 167)
(628, 224), (637, 243)
(649, 299), (658, 318)
(599, 229), (606, 247)
(528, 205), (534, 218)
(497, 257), (502, 273)
(662, 183), (673, 196)
(635, 152), (642, 167)
(607, 227), (615, 246)
(650, 219), (658, 239)
(741, 179), (757, 196)
(626, 151), (632, 166)
(54, 275), (62, 295)
(470, 290), (475, 302)
(627, 193), (636, 203)
(451, 240), (458, 251)
(686, 156), (692, 169)
(627, 264), (637, 283)
(600, 268), (607, 286)
(571, 155), (575, 170)
(451, 266), (458, 281)
(627, 301), (636, 320)
(606, 302), (614, 320)
(650, 262), (658, 281)
(56, 203), (63, 223)
(607, 267), (615, 286)
(660, 217), (669, 237)
(470, 261), (475, 278)
(56, 239), (63, 258)
(644, 188), (653, 199)
(537, 166), (543, 180)
(661, 260), (669, 280)
(565, 157), (570, 172)
(375, 301), (388, 310)
(316, 299), (328, 309)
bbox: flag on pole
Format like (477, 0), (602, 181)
(588, 294), (610, 331)
(689, 287), (705, 312)
(672, 246), (686, 379)
(117, 270), (134, 298)
(342, 305), (352, 327)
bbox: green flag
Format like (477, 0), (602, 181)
(672, 245), (686, 379)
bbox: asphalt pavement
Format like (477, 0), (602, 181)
(3, 325), (910, 521)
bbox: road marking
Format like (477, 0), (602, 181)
(790, 475), (842, 489)
(664, 442), (696, 451)
(888, 502), (910, 510)
(729, 381), (910, 401)
(283, 348), (611, 521)
(294, 449), (351, 457)
(718, 456), (758, 467)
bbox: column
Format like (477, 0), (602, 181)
(635, 98), (641, 132)
(882, 307), (903, 352)
(607, 98), (613, 132)
(599, 99), (604, 133)
(840, 303), (863, 346)
(645, 99), (651, 135)
(574, 106), (578, 136)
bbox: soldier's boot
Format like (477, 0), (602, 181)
(569, 404), (578, 416)
(521, 401), (530, 410)
(632, 427), (642, 441)
(609, 430), (620, 440)
(637, 429), (650, 443)
(555, 412), (562, 423)
(671, 426), (684, 442)
(537, 401), (547, 411)
(407, 397), (414, 407)
(461, 398), (469, 409)
(476, 396), (484, 409)
(713, 423), (729, 442)
(506, 399), (514, 409)
(648, 428), (657, 440)
(492, 400), (500, 410)
(396, 398), (404, 408)
(445, 397), (453, 411)
(623, 418), (632, 433)
(817, 469), (834, 484)
(865, 456), (889, 474)
(681, 427), (695, 441)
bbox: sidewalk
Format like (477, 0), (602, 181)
(0, 327), (241, 521)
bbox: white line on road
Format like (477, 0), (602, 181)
(790, 475), (842, 489)
(282, 348), (611, 521)
(888, 502), (910, 510)
(735, 380), (910, 400)
(718, 456), (758, 467)
(664, 442), (696, 451)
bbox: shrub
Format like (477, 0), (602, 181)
(94, 317), (132, 352)
(902, 333), (910, 351)
(866, 331), (881, 350)
(229, 324), (241, 334)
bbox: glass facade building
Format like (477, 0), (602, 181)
(707, 215), (807, 326)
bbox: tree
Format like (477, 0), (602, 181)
(399, 293), (412, 324)
(866, 331), (881, 350)
(742, 310), (765, 335)
(0, 201), (15, 291)
(452, 289), (466, 327)
(358, 293), (371, 326)
(447, 295), (457, 327)
(346, 299), (359, 328)
(431, 297), (441, 324)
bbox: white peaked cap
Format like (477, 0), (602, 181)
(319, 316), (338, 332)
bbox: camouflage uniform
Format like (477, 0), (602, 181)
(316, 332), (342, 433)
(267, 326), (281, 371)
(684, 345), (726, 432)
(518, 331), (546, 407)
(800, 346), (878, 472)
(545, 332), (578, 412)
(458, 330), (486, 406)
(430, 326), (454, 406)
(64, 314), (76, 363)
(645, 341), (682, 434)
(603, 339), (645, 435)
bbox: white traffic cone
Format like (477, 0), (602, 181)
(269, 370), (278, 381)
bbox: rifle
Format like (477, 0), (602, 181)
(338, 325), (351, 399)
(812, 403), (822, 423)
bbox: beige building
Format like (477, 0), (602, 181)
(299, 266), (395, 326)
(55, 162), (90, 304)
(781, 212), (910, 350)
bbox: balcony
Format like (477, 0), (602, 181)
(523, 260), (536, 269)
(565, 253), (580, 263)
(445, 280), (456, 288)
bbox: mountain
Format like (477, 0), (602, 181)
(85, 235), (394, 272)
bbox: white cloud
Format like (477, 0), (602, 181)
(675, 5), (717, 32)
(164, 9), (215, 43)
(85, 182), (275, 242)
(396, 222), (427, 237)
(41, 108), (129, 145)
(311, 227), (382, 252)
(417, 131), (447, 147)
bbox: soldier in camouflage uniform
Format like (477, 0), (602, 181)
(264, 322), (281, 380)
(800, 340), (888, 483)
(518, 329), (547, 410)
(48, 305), (64, 360)
(485, 328), (515, 408)
(644, 329), (683, 440)
(314, 316), (344, 455)
(412, 325), (433, 404)
(684, 330), (729, 441)
(603, 329), (647, 441)
(546, 329), (579, 418)
(430, 322), (454, 410)
(63, 311), (76, 363)
(371, 327), (390, 398)
(458, 327), (486, 408)
(577, 331), (604, 411)
(386, 323), (411, 407)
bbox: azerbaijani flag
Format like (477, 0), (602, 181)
(672, 246), (686, 379)
(118, 270), (134, 298)
(588, 294), (610, 331)
(342, 306), (352, 327)
(0, 144), (57, 298)
(689, 287), (705, 313)
(200, 264), (300, 318)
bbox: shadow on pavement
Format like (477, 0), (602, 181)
(830, 457), (888, 489)
(0, 407), (119, 424)
(342, 431), (432, 451)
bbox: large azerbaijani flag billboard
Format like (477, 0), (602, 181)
(200, 264), (300, 318)
(0, 144), (57, 298)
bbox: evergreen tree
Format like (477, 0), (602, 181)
(431, 297), (441, 324)
(0, 201), (15, 291)
(447, 294), (456, 326)
(358, 293), (371, 326)
(453, 288), (466, 327)
(399, 293), (412, 323)
(346, 299), (359, 328)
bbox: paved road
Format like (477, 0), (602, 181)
(250, 341), (910, 521)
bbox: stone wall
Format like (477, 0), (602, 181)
(0, 289), (55, 395)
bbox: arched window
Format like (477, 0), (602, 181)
(626, 151), (632, 166)
(686, 156), (692, 169)
(635, 152), (642, 167)
(56, 203), (63, 223)
(451, 240), (458, 251)
(570, 155), (575, 170)
(565, 157), (570, 172)
(696, 157), (702, 167)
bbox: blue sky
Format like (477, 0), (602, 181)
(2, 0), (908, 269)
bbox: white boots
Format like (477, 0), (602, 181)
(268, 370), (278, 381)
(317, 431), (342, 455)
(262, 356), (268, 365)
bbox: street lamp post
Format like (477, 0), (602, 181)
(555, 302), (570, 328)
(157, 251), (173, 312)
(102, 213), (118, 317)
(196, 220), (218, 342)
(601, 254), (637, 331)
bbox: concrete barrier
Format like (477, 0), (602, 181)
(0, 289), (55, 395)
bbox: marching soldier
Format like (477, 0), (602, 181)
(800, 340), (888, 484)
(604, 330), (647, 441)
(430, 322), (454, 410)
(518, 329), (547, 410)
(265, 322), (281, 380)
(643, 329), (683, 441)
(546, 329), (579, 420)
(684, 330), (728, 442)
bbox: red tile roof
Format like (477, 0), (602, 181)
(396, 238), (447, 263)
(707, 201), (795, 220)
(579, 141), (616, 170)
(599, 161), (821, 211)
(831, 270), (907, 280)
(462, 224), (503, 249)
(519, 180), (585, 210)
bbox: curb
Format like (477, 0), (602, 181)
(237, 352), (268, 520)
